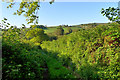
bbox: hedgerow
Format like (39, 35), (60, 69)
(2, 26), (76, 79)
(41, 23), (120, 80)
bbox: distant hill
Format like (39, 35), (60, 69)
(44, 23), (111, 34)
(47, 23), (109, 28)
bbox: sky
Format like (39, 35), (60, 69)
(0, 1), (119, 28)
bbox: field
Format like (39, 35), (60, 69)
(44, 23), (108, 34)
(44, 26), (81, 34)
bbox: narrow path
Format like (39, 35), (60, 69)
(40, 51), (82, 79)
(42, 61), (49, 80)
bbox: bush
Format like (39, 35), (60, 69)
(30, 25), (47, 29)
(2, 28), (47, 79)
(2, 27), (76, 79)
(67, 27), (72, 34)
(26, 28), (49, 43)
(49, 36), (57, 41)
(54, 26), (64, 35)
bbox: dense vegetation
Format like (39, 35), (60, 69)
(25, 28), (49, 44)
(2, 26), (76, 79)
(2, 1), (120, 79)
(1, 19), (120, 80)
(1, 22), (120, 79)
(41, 23), (120, 80)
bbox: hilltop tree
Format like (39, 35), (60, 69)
(54, 26), (64, 35)
(30, 25), (47, 29)
(67, 27), (72, 34)
(25, 28), (49, 43)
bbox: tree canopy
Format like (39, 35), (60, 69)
(25, 28), (49, 43)
(101, 7), (120, 24)
(2, 0), (54, 24)
(2, 0), (120, 25)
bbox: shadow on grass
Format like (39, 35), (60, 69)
(41, 49), (100, 80)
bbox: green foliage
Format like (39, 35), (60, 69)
(54, 26), (64, 35)
(49, 35), (57, 41)
(2, 42), (46, 79)
(72, 28), (80, 32)
(101, 7), (120, 24)
(41, 52), (76, 78)
(25, 28), (49, 43)
(44, 26), (81, 35)
(1, 17), (12, 28)
(67, 27), (72, 34)
(41, 23), (120, 79)
(44, 27), (57, 34)
(2, 26), (45, 79)
(57, 25), (63, 29)
(3, 0), (54, 24)
(2, 22), (76, 79)
(30, 25), (47, 29)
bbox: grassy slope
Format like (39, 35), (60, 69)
(44, 23), (108, 34)
(44, 27), (81, 35)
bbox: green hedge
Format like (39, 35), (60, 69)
(2, 27), (76, 79)
(41, 23), (120, 80)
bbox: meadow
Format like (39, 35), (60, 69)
(44, 26), (81, 34)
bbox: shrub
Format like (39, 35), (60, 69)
(54, 26), (64, 35)
(67, 27), (72, 34)
(2, 28), (46, 79)
(25, 28), (49, 43)
(30, 25), (47, 29)
(49, 35), (57, 41)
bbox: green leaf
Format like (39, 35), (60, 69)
(4, 18), (7, 21)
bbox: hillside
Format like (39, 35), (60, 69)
(2, 27), (78, 79)
(2, 22), (120, 80)
(44, 23), (109, 34)
(41, 23), (120, 80)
